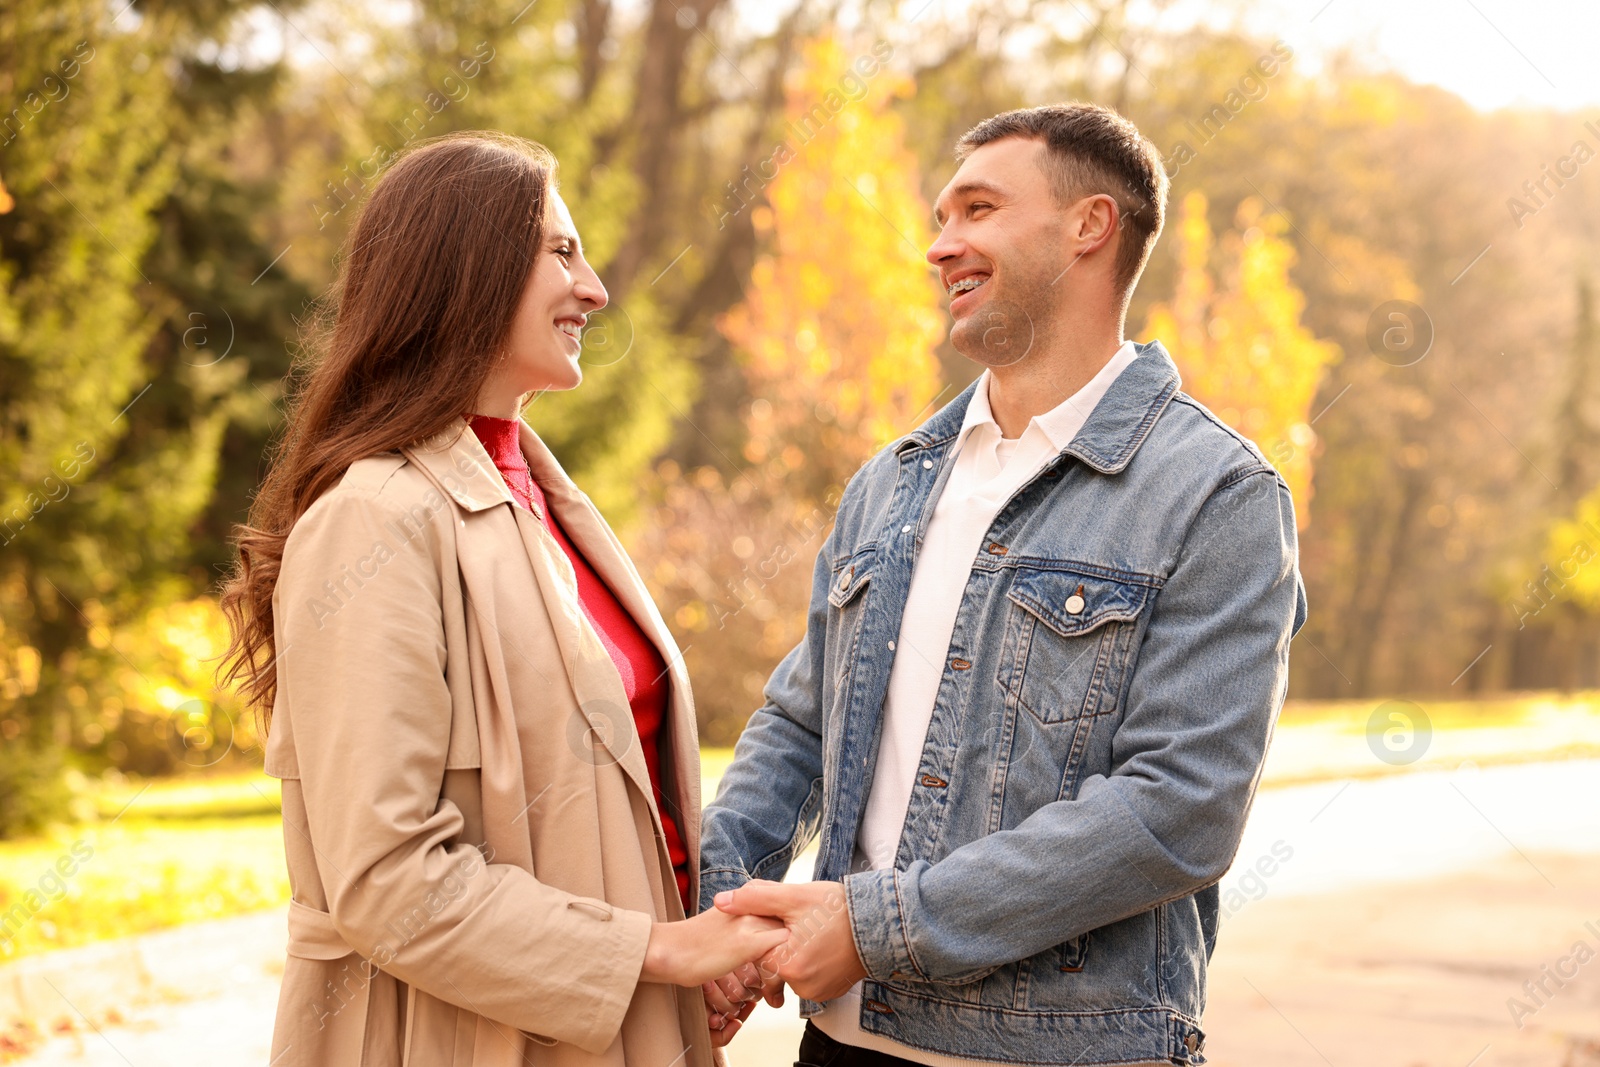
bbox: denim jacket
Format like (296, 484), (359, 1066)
(700, 341), (1307, 1065)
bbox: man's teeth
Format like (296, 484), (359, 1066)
(948, 276), (988, 298)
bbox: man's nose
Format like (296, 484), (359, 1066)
(926, 224), (964, 268)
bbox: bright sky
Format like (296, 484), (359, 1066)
(1211, 0), (1600, 112)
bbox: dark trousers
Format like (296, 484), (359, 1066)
(795, 1021), (925, 1067)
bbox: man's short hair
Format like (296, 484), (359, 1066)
(956, 103), (1168, 299)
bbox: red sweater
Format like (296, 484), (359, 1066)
(467, 415), (690, 909)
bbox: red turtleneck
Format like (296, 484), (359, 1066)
(466, 414), (690, 910)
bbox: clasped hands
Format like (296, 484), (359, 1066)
(699, 880), (868, 1047)
(639, 879), (867, 1047)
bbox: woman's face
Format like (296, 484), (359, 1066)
(479, 190), (607, 415)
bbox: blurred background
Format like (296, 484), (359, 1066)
(1, 0), (1598, 1063)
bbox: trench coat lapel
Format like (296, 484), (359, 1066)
(399, 415), (701, 890)
(515, 419), (704, 900)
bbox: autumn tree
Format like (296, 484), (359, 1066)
(1142, 191), (1340, 527)
(632, 34), (945, 741)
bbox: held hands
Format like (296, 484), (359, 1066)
(639, 904), (789, 989)
(714, 880), (868, 1002)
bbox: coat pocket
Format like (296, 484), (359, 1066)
(997, 566), (1152, 725)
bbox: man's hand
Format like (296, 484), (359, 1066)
(714, 880), (867, 1002)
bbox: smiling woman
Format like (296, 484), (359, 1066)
(215, 132), (788, 1066)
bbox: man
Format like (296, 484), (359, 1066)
(699, 103), (1307, 1066)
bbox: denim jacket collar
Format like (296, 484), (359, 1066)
(894, 338), (1182, 475)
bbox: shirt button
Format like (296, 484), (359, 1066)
(922, 459), (934, 469)
(888, 640), (896, 651)
(901, 524), (911, 534)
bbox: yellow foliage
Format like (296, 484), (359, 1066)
(1142, 191), (1340, 528)
(718, 35), (944, 497)
(1543, 485), (1600, 611)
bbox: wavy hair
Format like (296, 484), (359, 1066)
(218, 131), (557, 720)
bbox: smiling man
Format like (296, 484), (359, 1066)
(699, 103), (1307, 1066)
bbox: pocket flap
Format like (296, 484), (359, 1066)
(828, 548), (878, 609)
(1007, 567), (1150, 639)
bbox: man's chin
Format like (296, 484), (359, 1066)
(949, 296), (1037, 370)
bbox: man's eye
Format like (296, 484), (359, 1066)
(970, 202), (993, 215)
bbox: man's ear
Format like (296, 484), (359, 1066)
(1072, 194), (1121, 260)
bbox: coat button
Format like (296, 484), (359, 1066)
(1065, 594), (1085, 614)
(888, 640), (896, 651)
(839, 567), (853, 589)
(1185, 1032), (1200, 1053)
(901, 524), (912, 533)
(923, 459), (934, 469)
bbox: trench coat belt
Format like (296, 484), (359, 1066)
(285, 899), (376, 1063)
(286, 899), (556, 1066)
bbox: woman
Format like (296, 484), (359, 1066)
(219, 132), (785, 1066)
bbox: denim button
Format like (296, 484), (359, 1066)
(888, 641), (896, 650)
(901, 524), (911, 533)
(922, 459), (933, 469)
(1065, 594), (1085, 614)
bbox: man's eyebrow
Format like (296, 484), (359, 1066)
(933, 179), (1008, 225)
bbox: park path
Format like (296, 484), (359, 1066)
(3, 759), (1598, 1066)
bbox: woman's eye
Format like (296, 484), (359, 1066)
(555, 245), (573, 261)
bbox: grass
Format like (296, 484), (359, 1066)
(3, 692), (1597, 964)
(1276, 689), (1600, 730)
(0, 773), (289, 964)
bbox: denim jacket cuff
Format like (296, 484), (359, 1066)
(844, 869), (922, 981)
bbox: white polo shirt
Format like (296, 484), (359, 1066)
(813, 340), (1140, 1064)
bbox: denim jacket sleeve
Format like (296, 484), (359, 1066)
(843, 468), (1307, 983)
(697, 522), (837, 913)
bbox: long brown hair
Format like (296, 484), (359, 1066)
(218, 131), (557, 718)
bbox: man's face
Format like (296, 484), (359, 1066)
(927, 137), (1071, 368)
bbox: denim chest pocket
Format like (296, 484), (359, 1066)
(997, 566), (1152, 724)
(826, 547), (878, 676)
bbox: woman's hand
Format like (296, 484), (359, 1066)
(639, 907), (789, 988)
(702, 961), (785, 1047)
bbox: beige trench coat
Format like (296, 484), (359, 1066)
(264, 415), (718, 1067)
